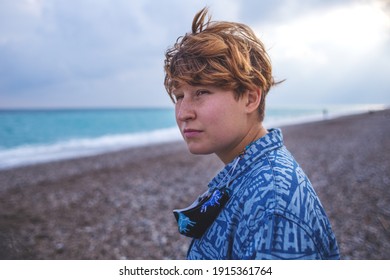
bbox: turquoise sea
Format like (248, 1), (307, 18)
(0, 104), (386, 169)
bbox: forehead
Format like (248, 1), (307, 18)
(172, 84), (220, 94)
(172, 83), (196, 92)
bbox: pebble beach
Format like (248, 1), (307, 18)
(0, 109), (389, 260)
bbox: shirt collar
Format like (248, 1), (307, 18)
(208, 128), (284, 190)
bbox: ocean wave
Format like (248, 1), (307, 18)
(0, 127), (182, 170)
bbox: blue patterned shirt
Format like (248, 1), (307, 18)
(187, 128), (340, 260)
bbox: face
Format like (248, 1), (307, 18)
(172, 84), (252, 163)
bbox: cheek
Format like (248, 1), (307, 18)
(203, 104), (241, 133)
(200, 105), (224, 124)
(174, 105), (182, 124)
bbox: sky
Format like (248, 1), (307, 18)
(0, 0), (389, 109)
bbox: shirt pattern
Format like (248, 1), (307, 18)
(187, 128), (340, 260)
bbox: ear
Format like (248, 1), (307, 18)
(244, 88), (262, 114)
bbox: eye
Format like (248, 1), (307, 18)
(171, 93), (184, 104)
(195, 89), (210, 97)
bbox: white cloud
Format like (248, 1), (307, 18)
(255, 1), (390, 104)
(262, 2), (389, 64)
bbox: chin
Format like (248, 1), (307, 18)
(186, 144), (214, 155)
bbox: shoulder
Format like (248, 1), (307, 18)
(235, 213), (334, 259)
(234, 148), (339, 259)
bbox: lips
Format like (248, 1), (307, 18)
(183, 128), (202, 138)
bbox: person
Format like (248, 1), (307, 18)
(163, 7), (340, 260)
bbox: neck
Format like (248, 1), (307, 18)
(217, 124), (268, 164)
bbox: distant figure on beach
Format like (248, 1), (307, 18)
(163, 7), (340, 260)
(323, 108), (329, 120)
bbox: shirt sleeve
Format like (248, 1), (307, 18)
(235, 213), (323, 260)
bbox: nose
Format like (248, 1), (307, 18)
(176, 96), (196, 122)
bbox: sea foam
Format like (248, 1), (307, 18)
(0, 127), (182, 170)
